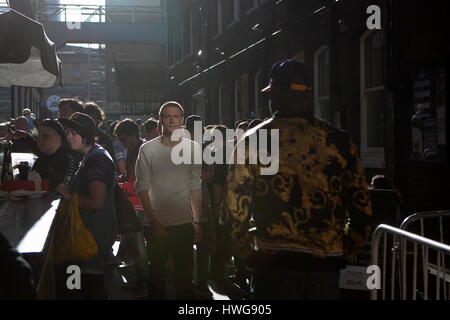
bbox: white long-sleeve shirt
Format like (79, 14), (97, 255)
(135, 137), (202, 227)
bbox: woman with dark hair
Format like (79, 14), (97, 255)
(56, 112), (117, 300)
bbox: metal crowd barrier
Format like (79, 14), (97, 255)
(399, 211), (450, 300)
(370, 223), (450, 300)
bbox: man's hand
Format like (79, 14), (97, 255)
(149, 218), (167, 239)
(193, 223), (202, 245)
(115, 174), (126, 182)
(201, 166), (214, 182)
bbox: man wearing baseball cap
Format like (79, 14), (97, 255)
(221, 59), (373, 299)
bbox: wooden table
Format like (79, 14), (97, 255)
(0, 195), (60, 254)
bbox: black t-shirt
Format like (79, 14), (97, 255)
(32, 146), (82, 190)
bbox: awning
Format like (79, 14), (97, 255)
(0, 9), (62, 88)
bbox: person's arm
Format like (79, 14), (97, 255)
(342, 136), (373, 261)
(189, 142), (203, 244)
(12, 130), (40, 156)
(78, 180), (107, 210)
(56, 180), (107, 211)
(62, 151), (80, 186)
(221, 144), (256, 260)
(190, 188), (202, 244)
(190, 188), (202, 223)
(137, 189), (167, 238)
(113, 140), (127, 177)
(56, 152), (113, 211)
(134, 143), (167, 238)
(116, 160), (126, 177)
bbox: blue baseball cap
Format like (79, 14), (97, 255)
(261, 59), (311, 93)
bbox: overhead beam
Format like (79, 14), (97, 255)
(43, 21), (166, 48)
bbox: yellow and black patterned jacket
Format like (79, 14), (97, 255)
(220, 116), (373, 268)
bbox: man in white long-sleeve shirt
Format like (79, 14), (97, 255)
(135, 101), (202, 299)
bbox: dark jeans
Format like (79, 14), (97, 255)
(118, 211), (149, 286)
(253, 267), (340, 300)
(209, 225), (231, 281)
(147, 223), (194, 299)
(196, 209), (216, 285)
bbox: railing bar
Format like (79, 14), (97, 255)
(424, 246), (429, 300)
(391, 235), (397, 300)
(399, 211), (450, 231)
(436, 250), (441, 300)
(371, 228), (383, 300)
(443, 251), (447, 300)
(413, 242), (417, 300)
(402, 238), (407, 299)
(372, 224), (450, 300)
(382, 232), (387, 300)
(440, 217), (447, 300)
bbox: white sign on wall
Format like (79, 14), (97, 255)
(46, 95), (61, 113)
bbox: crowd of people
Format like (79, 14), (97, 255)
(0, 59), (379, 300)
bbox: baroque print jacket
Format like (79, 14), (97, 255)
(220, 116), (373, 262)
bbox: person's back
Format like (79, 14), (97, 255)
(221, 59), (373, 300)
(228, 117), (371, 260)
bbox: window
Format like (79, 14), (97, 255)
(218, 85), (224, 124)
(314, 46), (331, 123)
(184, 7), (194, 56)
(234, 77), (242, 121)
(361, 30), (386, 168)
(169, 20), (183, 64)
(254, 71), (264, 118)
(191, 7), (201, 54)
(73, 64), (81, 78)
(210, 0), (222, 37)
(192, 88), (206, 120)
(410, 67), (447, 162)
(241, 0), (258, 14)
(222, 0), (239, 28)
(234, 74), (249, 121)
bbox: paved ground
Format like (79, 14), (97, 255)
(106, 241), (249, 300)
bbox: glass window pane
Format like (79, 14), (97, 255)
(365, 31), (384, 89)
(366, 90), (387, 148)
(318, 99), (332, 123)
(222, 0), (234, 26)
(210, 0), (218, 35)
(410, 67), (447, 162)
(318, 49), (330, 97)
